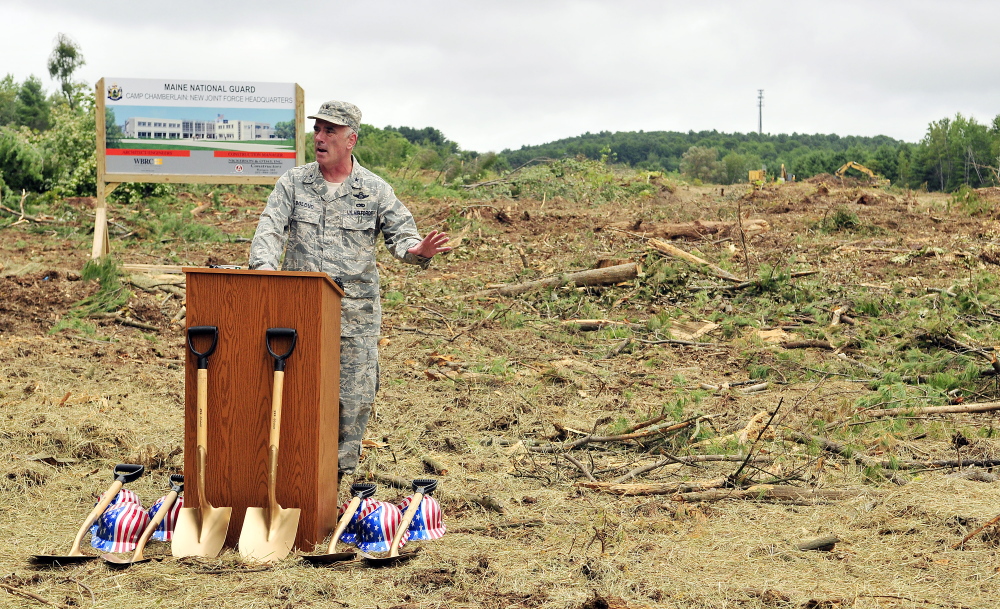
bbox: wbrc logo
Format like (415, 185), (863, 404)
(133, 158), (164, 165)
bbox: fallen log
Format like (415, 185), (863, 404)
(707, 270), (820, 292)
(611, 454), (772, 484)
(480, 263), (639, 297)
(578, 476), (727, 496)
(781, 340), (835, 350)
(795, 535), (840, 551)
(863, 401), (1000, 418)
(648, 238), (742, 282)
(604, 218), (770, 241)
(122, 263), (184, 274)
(673, 485), (864, 503)
(452, 518), (545, 533)
(421, 455), (449, 476)
(891, 458), (1000, 470)
(88, 312), (160, 332)
(561, 319), (638, 331)
(782, 431), (880, 468)
(529, 415), (713, 453)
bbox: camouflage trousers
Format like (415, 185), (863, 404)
(338, 335), (379, 474)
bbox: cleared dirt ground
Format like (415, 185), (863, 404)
(3, 176), (1000, 608)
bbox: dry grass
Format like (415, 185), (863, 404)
(3, 182), (1000, 608)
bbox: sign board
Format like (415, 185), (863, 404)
(99, 77), (303, 180)
(91, 77), (305, 258)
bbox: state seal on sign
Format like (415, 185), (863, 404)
(107, 83), (123, 101)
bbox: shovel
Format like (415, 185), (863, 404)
(103, 474), (184, 569)
(173, 326), (232, 558)
(239, 328), (301, 562)
(362, 479), (437, 568)
(30, 464), (145, 567)
(302, 483), (377, 565)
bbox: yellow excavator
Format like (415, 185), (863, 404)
(835, 161), (889, 186)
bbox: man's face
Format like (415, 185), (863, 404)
(313, 119), (356, 167)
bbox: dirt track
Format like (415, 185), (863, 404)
(3, 180), (1000, 608)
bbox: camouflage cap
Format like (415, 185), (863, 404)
(308, 100), (362, 132)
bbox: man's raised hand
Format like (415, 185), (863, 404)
(408, 229), (452, 258)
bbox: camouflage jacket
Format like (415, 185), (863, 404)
(248, 158), (430, 337)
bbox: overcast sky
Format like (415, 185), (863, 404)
(3, 0), (998, 152)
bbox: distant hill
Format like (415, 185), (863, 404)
(499, 130), (909, 184)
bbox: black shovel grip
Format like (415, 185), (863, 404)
(411, 478), (438, 495)
(169, 473), (185, 493)
(351, 483), (377, 499)
(187, 326), (218, 369)
(266, 328), (297, 372)
(114, 464), (145, 483)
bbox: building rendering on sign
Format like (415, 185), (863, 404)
(122, 114), (275, 140)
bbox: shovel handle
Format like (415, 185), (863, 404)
(266, 369), (285, 514)
(132, 489), (179, 562)
(325, 496), (362, 553)
(196, 368), (212, 510)
(323, 483), (378, 553)
(68, 479), (123, 556)
(388, 492), (425, 558)
(197, 369), (208, 451)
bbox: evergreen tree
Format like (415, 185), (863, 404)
(15, 76), (50, 131)
(0, 74), (17, 126)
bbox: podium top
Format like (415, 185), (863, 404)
(182, 267), (345, 297)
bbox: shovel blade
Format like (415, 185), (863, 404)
(29, 554), (97, 567)
(171, 505), (232, 558)
(362, 546), (422, 568)
(101, 553), (153, 570)
(302, 550), (357, 565)
(238, 507), (300, 563)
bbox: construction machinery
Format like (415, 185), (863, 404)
(835, 162), (889, 186)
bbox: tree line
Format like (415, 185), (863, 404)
(501, 118), (1000, 192)
(3, 35), (1000, 199)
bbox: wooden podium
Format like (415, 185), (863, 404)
(183, 268), (343, 551)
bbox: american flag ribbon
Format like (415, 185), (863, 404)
(398, 495), (446, 540)
(90, 501), (150, 552)
(88, 488), (142, 537)
(355, 501), (409, 553)
(149, 494), (184, 542)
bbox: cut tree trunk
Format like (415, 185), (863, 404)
(672, 485), (865, 503)
(577, 477), (728, 496)
(863, 401), (1000, 418)
(648, 239), (743, 282)
(605, 218), (770, 241)
(483, 263), (639, 297)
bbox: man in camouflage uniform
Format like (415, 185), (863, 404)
(249, 100), (450, 477)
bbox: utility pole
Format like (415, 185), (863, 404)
(757, 89), (764, 135)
